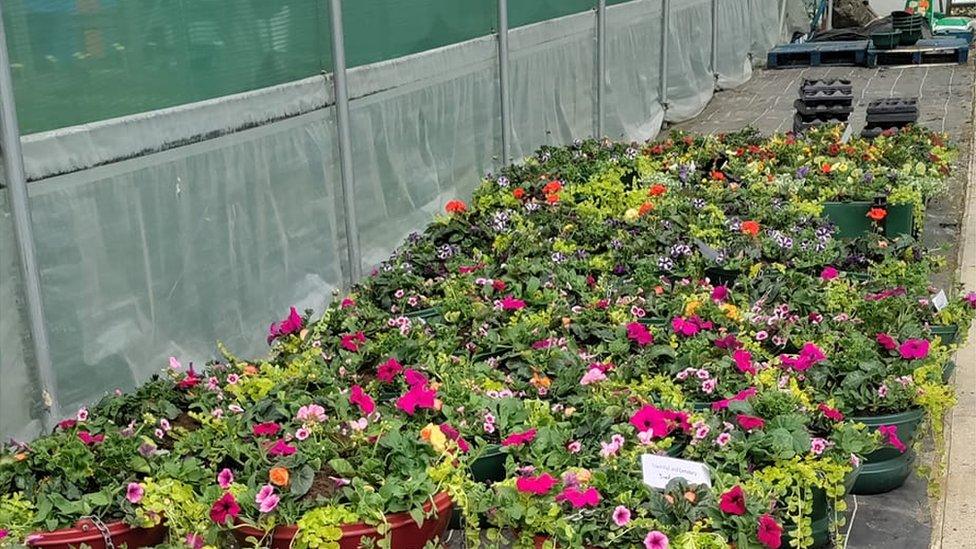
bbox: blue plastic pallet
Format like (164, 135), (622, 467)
(866, 38), (970, 67)
(934, 29), (974, 44)
(767, 40), (870, 68)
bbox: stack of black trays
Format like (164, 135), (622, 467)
(793, 78), (854, 134)
(861, 97), (918, 138)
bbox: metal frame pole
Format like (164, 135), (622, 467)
(826, 0), (833, 30)
(710, 0), (718, 78)
(596, 0), (606, 138)
(328, 0), (362, 283)
(498, 0), (512, 165)
(778, 0), (788, 40)
(659, 0), (671, 111)
(0, 4), (60, 428)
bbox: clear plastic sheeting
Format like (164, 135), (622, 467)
(25, 111), (345, 415)
(605, 0), (665, 142)
(0, 165), (43, 441)
(2, 0), (802, 439)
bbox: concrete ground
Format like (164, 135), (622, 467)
(674, 63), (975, 549)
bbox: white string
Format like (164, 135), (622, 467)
(842, 495), (858, 549)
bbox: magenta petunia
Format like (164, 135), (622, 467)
(500, 295), (526, 311)
(733, 349), (756, 375)
(349, 385), (376, 415)
(612, 505), (631, 526)
(267, 439), (297, 456)
(644, 531), (669, 549)
(818, 403), (844, 422)
(376, 358), (404, 383)
(714, 334), (741, 350)
(209, 492), (240, 524)
(736, 414), (765, 431)
(757, 514), (783, 549)
(126, 482), (144, 504)
(719, 485), (747, 515)
(626, 322), (654, 347)
(898, 338), (930, 360)
(820, 266), (839, 280)
(555, 486), (601, 508)
(403, 368), (429, 387)
(267, 307), (303, 345)
(515, 473), (558, 495)
(964, 291), (976, 308)
(711, 285), (730, 302)
(340, 331), (366, 352)
(77, 431), (104, 446)
(878, 425), (907, 453)
(252, 422), (281, 437)
(711, 387), (757, 411)
(217, 468), (234, 489)
(876, 332), (898, 351)
(629, 405), (688, 439)
(501, 428), (538, 447)
(396, 383), (437, 416)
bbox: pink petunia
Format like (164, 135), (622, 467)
(126, 482), (144, 504)
(964, 291), (976, 308)
(349, 385), (376, 415)
(818, 403), (844, 422)
(711, 387), (757, 411)
(630, 405), (688, 439)
(580, 367), (607, 386)
(296, 404), (326, 423)
(711, 285), (730, 302)
(217, 468), (234, 489)
(396, 383), (437, 416)
(612, 505), (631, 526)
(626, 322), (655, 346)
(500, 295), (526, 311)
(403, 369), (428, 387)
(340, 331), (366, 352)
(515, 473), (558, 495)
(644, 531), (669, 549)
(77, 431), (104, 446)
(501, 428), (537, 447)
(733, 349), (756, 375)
(267, 439), (297, 457)
(555, 486), (601, 508)
(252, 422), (281, 437)
(878, 425), (907, 453)
(820, 266), (839, 281)
(671, 316), (700, 337)
(898, 339), (930, 360)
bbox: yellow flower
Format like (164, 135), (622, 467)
(721, 303), (740, 320)
(624, 208), (639, 221)
(684, 300), (702, 317)
(420, 424), (448, 454)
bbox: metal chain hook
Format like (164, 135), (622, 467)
(80, 515), (115, 549)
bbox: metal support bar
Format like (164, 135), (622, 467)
(659, 0), (671, 110)
(328, 0), (362, 283)
(498, 0), (512, 165)
(778, 0), (788, 40)
(710, 0), (718, 77)
(826, 0), (833, 30)
(0, 4), (60, 429)
(596, 0), (606, 138)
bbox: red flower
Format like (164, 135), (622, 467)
(542, 180), (562, 195)
(501, 428), (537, 447)
(649, 184), (667, 197)
(492, 279), (507, 292)
(516, 473), (558, 495)
(210, 492), (240, 525)
(376, 358), (404, 383)
(876, 332), (898, 351)
(638, 202), (654, 216)
(252, 422), (281, 437)
(821, 163), (832, 174)
(741, 220), (760, 237)
(340, 331), (366, 352)
(513, 187), (526, 199)
(719, 485), (747, 515)
(349, 385), (376, 415)
(866, 207), (887, 221)
(445, 200), (467, 214)
(736, 414), (766, 431)
(757, 514), (783, 549)
(818, 403), (844, 422)
(710, 170), (726, 181)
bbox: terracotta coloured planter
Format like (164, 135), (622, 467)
(233, 492), (453, 549)
(26, 519), (166, 549)
(850, 408), (924, 494)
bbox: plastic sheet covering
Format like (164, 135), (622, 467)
(509, 11), (596, 159)
(663, 0), (717, 122)
(0, 165), (44, 440)
(346, 37), (502, 271)
(605, 0), (666, 142)
(25, 111), (345, 415)
(715, 0), (757, 89)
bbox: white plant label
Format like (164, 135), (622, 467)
(932, 290), (948, 312)
(641, 454), (712, 489)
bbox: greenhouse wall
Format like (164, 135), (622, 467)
(0, 0), (805, 440)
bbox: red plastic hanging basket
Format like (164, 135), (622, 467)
(25, 518), (166, 549)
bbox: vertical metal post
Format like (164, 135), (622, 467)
(596, 0), (606, 138)
(659, 0), (671, 111)
(710, 0), (718, 77)
(328, 0), (362, 283)
(826, 0), (833, 30)
(0, 4), (60, 429)
(778, 0), (788, 40)
(497, 0), (512, 165)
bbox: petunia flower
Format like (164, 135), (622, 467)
(403, 369), (428, 387)
(209, 492), (240, 524)
(77, 431), (104, 446)
(501, 428), (537, 447)
(627, 322), (654, 346)
(963, 291), (976, 308)
(376, 358), (404, 383)
(217, 468), (234, 489)
(267, 307), (303, 345)
(296, 404), (326, 423)
(555, 486), (601, 508)
(580, 367), (607, 386)
(396, 383), (437, 416)
(736, 414), (765, 431)
(714, 334), (741, 350)
(340, 331), (366, 352)
(126, 483), (144, 504)
(644, 531), (669, 549)
(711, 285), (730, 302)
(185, 533), (204, 549)
(712, 387), (757, 411)
(898, 339), (930, 360)
(719, 485), (747, 515)
(349, 385), (376, 415)
(876, 332), (898, 351)
(500, 295), (526, 311)
(820, 266), (839, 280)
(629, 405), (688, 439)
(612, 505), (631, 526)
(818, 403), (844, 422)
(757, 514), (783, 549)
(267, 439), (297, 457)
(255, 484), (275, 506)
(515, 473), (558, 495)
(733, 349), (756, 374)
(878, 425), (907, 453)
(252, 422), (281, 437)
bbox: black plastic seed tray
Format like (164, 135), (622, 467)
(865, 112), (918, 124)
(793, 99), (854, 117)
(861, 122), (912, 138)
(800, 78), (854, 94)
(799, 89), (854, 105)
(866, 97), (918, 115)
(793, 113), (848, 132)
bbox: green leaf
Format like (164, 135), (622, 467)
(291, 464), (315, 498)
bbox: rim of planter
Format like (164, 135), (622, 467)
(850, 407), (924, 425)
(234, 491), (453, 540)
(26, 519), (166, 548)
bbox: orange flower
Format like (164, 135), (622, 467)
(821, 163), (832, 174)
(420, 424), (434, 441)
(545, 193), (560, 204)
(638, 202), (654, 216)
(243, 364), (259, 376)
(14, 452), (27, 462)
(866, 207), (887, 221)
(654, 285), (665, 295)
(530, 371), (551, 389)
(710, 170), (726, 181)
(269, 467), (289, 486)
(741, 220), (760, 237)
(513, 187), (525, 199)
(445, 200), (467, 214)
(649, 184), (667, 197)
(542, 180), (562, 195)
